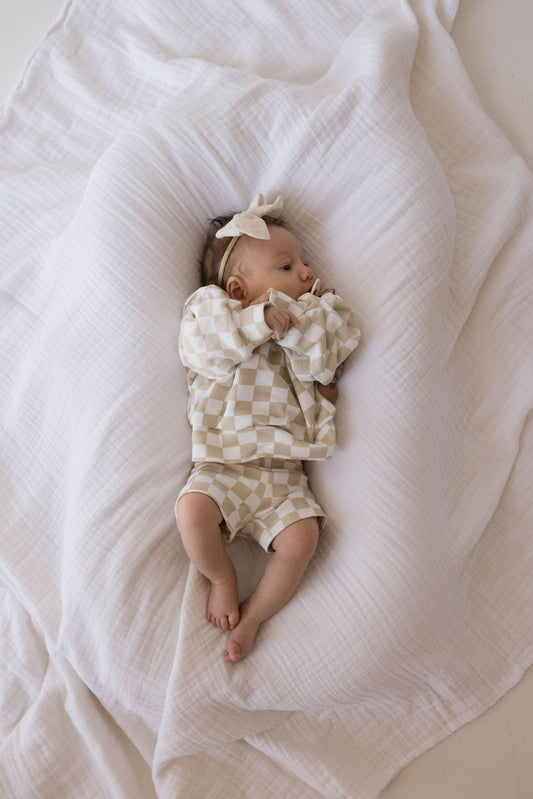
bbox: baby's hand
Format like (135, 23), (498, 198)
(264, 306), (300, 341)
(250, 290), (299, 341)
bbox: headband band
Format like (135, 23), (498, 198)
(216, 236), (239, 287)
(215, 193), (284, 287)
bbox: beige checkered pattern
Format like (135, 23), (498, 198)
(179, 285), (360, 464)
(177, 459), (326, 551)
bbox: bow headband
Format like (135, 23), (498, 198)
(215, 193), (284, 287)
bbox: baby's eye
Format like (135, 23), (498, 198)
(280, 264), (292, 271)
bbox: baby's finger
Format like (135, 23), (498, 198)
(287, 311), (300, 328)
(269, 315), (284, 340)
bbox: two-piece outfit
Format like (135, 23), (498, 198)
(177, 283), (360, 550)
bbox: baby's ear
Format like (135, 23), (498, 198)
(226, 276), (248, 303)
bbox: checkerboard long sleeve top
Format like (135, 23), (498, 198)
(179, 285), (360, 464)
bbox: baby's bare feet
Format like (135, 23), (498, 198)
(223, 618), (260, 663)
(207, 580), (239, 630)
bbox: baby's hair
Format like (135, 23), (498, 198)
(200, 213), (286, 289)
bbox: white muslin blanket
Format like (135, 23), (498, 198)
(1, 0), (532, 796)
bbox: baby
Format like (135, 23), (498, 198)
(176, 194), (360, 662)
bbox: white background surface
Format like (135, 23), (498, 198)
(1, 0), (532, 796)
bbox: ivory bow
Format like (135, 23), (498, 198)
(215, 193), (284, 287)
(215, 193), (284, 240)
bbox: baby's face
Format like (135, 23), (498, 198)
(230, 225), (317, 303)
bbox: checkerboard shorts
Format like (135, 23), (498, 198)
(177, 459), (326, 552)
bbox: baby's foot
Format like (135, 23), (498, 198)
(223, 618), (260, 663)
(207, 580), (239, 630)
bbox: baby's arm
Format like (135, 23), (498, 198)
(268, 290), (361, 385)
(179, 286), (273, 379)
(312, 287), (341, 401)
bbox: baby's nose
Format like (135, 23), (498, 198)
(301, 264), (315, 281)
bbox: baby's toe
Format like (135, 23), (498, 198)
(219, 615), (230, 631)
(223, 639), (242, 663)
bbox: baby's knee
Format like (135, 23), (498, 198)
(176, 492), (222, 532)
(272, 519), (319, 562)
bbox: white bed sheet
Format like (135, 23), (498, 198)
(3, 1), (532, 796)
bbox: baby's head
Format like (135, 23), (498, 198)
(200, 195), (317, 306)
(200, 212), (285, 289)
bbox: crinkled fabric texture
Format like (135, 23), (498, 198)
(1, 0), (532, 797)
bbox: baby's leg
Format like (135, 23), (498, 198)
(176, 492), (240, 630)
(224, 517), (319, 662)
